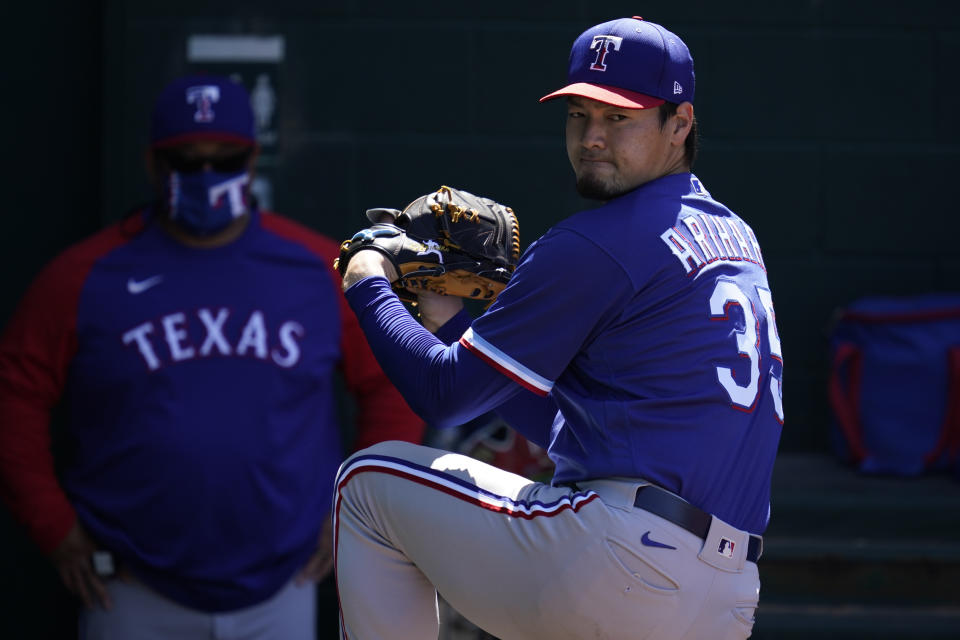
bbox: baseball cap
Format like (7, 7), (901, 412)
(540, 16), (695, 109)
(151, 74), (256, 148)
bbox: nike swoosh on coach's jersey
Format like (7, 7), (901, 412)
(127, 275), (164, 295)
(640, 531), (677, 550)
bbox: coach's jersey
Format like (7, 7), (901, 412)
(0, 209), (421, 611)
(461, 173), (783, 533)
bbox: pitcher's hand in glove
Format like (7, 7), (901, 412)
(335, 186), (520, 304)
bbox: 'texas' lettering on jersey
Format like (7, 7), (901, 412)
(122, 308), (304, 371)
(659, 213), (765, 277)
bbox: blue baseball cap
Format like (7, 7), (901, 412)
(151, 74), (256, 148)
(540, 16), (695, 109)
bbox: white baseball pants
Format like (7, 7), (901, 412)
(80, 576), (316, 640)
(334, 440), (759, 640)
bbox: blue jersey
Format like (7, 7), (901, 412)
(0, 209), (423, 611)
(460, 173), (783, 533)
(345, 173), (782, 534)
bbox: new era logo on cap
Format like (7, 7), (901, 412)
(540, 16), (695, 109)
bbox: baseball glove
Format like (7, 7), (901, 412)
(334, 186), (521, 303)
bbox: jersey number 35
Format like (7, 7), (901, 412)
(709, 277), (784, 424)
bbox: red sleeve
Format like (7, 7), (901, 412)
(0, 215), (144, 554)
(259, 213), (425, 450)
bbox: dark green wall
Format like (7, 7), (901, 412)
(96, 0), (960, 453)
(3, 5), (105, 636)
(2, 4), (104, 321)
(3, 1), (959, 636)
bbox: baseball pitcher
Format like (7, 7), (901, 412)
(334, 16), (782, 640)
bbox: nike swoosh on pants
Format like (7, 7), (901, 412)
(640, 531), (677, 550)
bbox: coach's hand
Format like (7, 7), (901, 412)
(49, 521), (112, 609)
(296, 515), (334, 584)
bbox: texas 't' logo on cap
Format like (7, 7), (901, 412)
(589, 35), (623, 71)
(186, 85), (221, 123)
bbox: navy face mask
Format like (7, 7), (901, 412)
(165, 169), (251, 236)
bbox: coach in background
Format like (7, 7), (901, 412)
(336, 16), (783, 640)
(0, 74), (423, 639)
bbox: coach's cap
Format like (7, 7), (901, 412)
(540, 16), (695, 109)
(151, 74), (256, 148)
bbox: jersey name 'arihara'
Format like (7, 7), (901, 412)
(660, 213), (765, 277)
